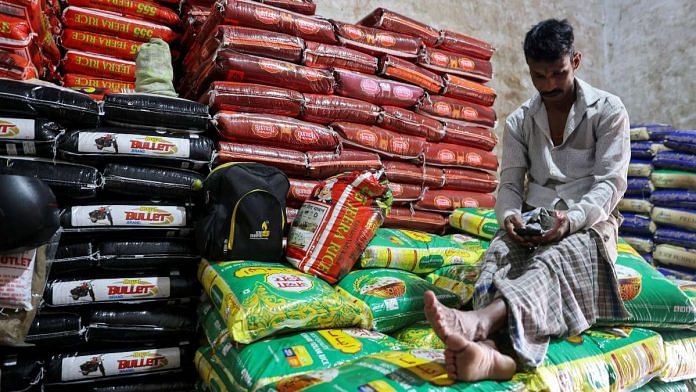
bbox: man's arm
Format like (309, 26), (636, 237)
(565, 98), (630, 233)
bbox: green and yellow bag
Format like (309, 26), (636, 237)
(391, 321), (444, 350)
(198, 301), (405, 391)
(426, 264), (480, 304)
(336, 269), (461, 333)
(658, 330), (696, 382)
(198, 260), (363, 344)
(637, 380), (696, 392)
(360, 228), (488, 275)
(195, 346), (239, 392)
(449, 208), (499, 239)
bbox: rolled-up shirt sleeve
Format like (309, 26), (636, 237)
(566, 98), (630, 233)
(495, 112), (529, 227)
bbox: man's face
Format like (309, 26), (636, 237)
(526, 52), (581, 102)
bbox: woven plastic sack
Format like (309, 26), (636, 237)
(426, 263), (481, 304)
(631, 141), (664, 159)
(198, 301), (403, 391)
(337, 269), (461, 333)
(357, 8), (440, 46)
(379, 106), (446, 142)
(383, 208), (448, 235)
(618, 198), (654, 214)
(630, 123), (675, 141)
(135, 38), (175, 97)
(626, 177), (654, 197)
(654, 151), (696, 173)
(332, 122), (426, 160)
(391, 321), (445, 350)
(302, 41), (378, 74)
(443, 74), (497, 107)
(286, 171), (389, 283)
(664, 130), (696, 154)
(306, 149), (381, 179)
(654, 244), (696, 271)
(622, 235), (654, 254)
(652, 170), (696, 190)
(360, 229), (487, 274)
(658, 330), (696, 382)
(216, 141), (308, 177)
(629, 159), (653, 177)
(449, 208), (499, 239)
(416, 189), (496, 212)
(652, 207), (696, 231)
(202, 81), (304, 116)
(620, 213), (656, 235)
(655, 227), (696, 249)
(651, 190), (696, 209)
(198, 260), (363, 344)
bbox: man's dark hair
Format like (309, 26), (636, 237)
(524, 19), (575, 62)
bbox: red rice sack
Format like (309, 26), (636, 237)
(301, 94), (381, 125)
(189, 25), (304, 69)
(198, 0), (336, 45)
(358, 8), (440, 47)
(418, 47), (493, 82)
(390, 182), (422, 204)
(383, 207), (447, 234)
(418, 95), (496, 128)
(288, 178), (319, 204)
(436, 30), (494, 61)
(332, 122), (426, 160)
(253, 0), (316, 15)
(286, 171), (389, 283)
(214, 112), (339, 152)
(64, 0), (180, 26)
(203, 50), (334, 95)
(416, 189), (495, 212)
(379, 55), (444, 93)
(0, 39), (43, 76)
(0, 14), (32, 47)
(202, 81), (304, 116)
(216, 141), (308, 177)
(332, 21), (422, 58)
(306, 149), (381, 179)
(302, 41), (378, 75)
(442, 168), (498, 193)
(286, 206), (298, 225)
(61, 29), (144, 61)
(0, 0), (43, 36)
(425, 142), (498, 171)
(62, 50), (136, 82)
(0, 50), (38, 80)
(380, 106), (445, 142)
(334, 69), (424, 108)
(443, 74), (496, 107)
(383, 160), (444, 188)
(62, 6), (178, 43)
(63, 74), (135, 95)
(442, 121), (497, 151)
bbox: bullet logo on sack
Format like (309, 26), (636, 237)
(252, 123), (279, 139)
(130, 136), (178, 155)
(357, 130), (378, 146)
(360, 79), (381, 96)
(0, 120), (20, 138)
(107, 278), (159, 297)
(117, 352), (169, 371)
(125, 207), (175, 225)
(466, 152), (482, 166)
(254, 7), (281, 24)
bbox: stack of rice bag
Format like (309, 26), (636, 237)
(59, 0), (181, 97)
(0, 80), (213, 391)
(177, 2), (499, 234)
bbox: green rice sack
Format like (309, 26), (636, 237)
(449, 208), (499, 239)
(652, 207), (696, 231)
(426, 264), (480, 304)
(654, 244), (696, 270)
(618, 198), (654, 214)
(360, 228), (488, 274)
(518, 327), (664, 392)
(637, 380), (696, 392)
(391, 321), (444, 350)
(256, 349), (522, 392)
(652, 170), (696, 191)
(658, 330), (696, 382)
(195, 346), (238, 392)
(198, 260), (363, 344)
(198, 301), (405, 391)
(600, 242), (696, 328)
(336, 269), (461, 333)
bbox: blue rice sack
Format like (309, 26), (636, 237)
(621, 234), (654, 254)
(655, 227), (696, 250)
(630, 123), (675, 141)
(620, 213), (656, 235)
(651, 207), (696, 231)
(658, 266), (696, 282)
(626, 177), (655, 197)
(654, 151), (696, 173)
(618, 198), (653, 214)
(631, 141), (659, 159)
(628, 160), (653, 178)
(641, 253), (653, 264)
(651, 190), (696, 209)
(652, 170), (696, 190)
(664, 130), (696, 154)
(654, 244), (696, 271)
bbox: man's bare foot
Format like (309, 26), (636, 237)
(444, 335), (517, 382)
(424, 291), (483, 342)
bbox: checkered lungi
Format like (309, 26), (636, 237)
(473, 228), (631, 368)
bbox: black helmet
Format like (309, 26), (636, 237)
(0, 175), (59, 252)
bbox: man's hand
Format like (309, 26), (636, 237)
(530, 210), (570, 245)
(504, 214), (535, 247)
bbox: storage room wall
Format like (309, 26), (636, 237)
(603, 0), (695, 129)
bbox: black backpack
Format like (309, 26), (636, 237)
(196, 163), (289, 262)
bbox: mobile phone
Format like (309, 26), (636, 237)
(514, 226), (543, 237)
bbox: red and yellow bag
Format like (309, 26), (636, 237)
(63, 73), (135, 93)
(0, 49), (38, 79)
(61, 29), (144, 61)
(418, 47), (493, 83)
(443, 74), (496, 107)
(332, 122), (426, 160)
(286, 170), (390, 283)
(416, 189), (496, 212)
(62, 50), (136, 81)
(306, 149), (381, 179)
(418, 95), (497, 128)
(424, 142), (498, 171)
(383, 207), (448, 235)
(302, 41), (378, 75)
(65, 0), (180, 26)
(62, 6), (178, 43)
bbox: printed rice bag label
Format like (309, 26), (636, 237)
(658, 330), (696, 382)
(654, 244), (696, 270)
(391, 321), (445, 350)
(652, 170), (696, 191)
(618, 198), (653, 214)
(50, 277), (171, 305)
(0, 248), (36, 310)
(426, 264), (480, 304)
(76, 132), (191, 158)
(0, 118), (35, 140)
(198, 260), (364, 344)
(70, 205), (187, 227)
(651, 207), (696, 231)
(336, 269), (460, 333)
(60, 347), (180, 382)
(449, 208), (500, 239)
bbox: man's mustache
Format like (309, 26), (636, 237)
(541, 89), (563, 97)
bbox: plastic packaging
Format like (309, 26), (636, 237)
(418, 95), (496, 128)
(86, 305), (195, 345)
(443, 167), (498, 193)
(442, 120), (497, 151)
(357, 8), (440, 46)
(333, 21), (422, 58)
(416, 189), (496, 212)
(620, 213), (656, 236)
(306, 149), (381, 179)
(652, 170), (696, 191)
(652, 207), (696, 231)
(626, 177), (655, 197)
(664, 130), (696, 154)
(618, 198), (654, 214)
(654, 151), (696, 173)
(449, 208), (500, 239)
(391, 321), (445, 350)
(334, 68), (424, 108)
(379, 54), (444, 93)
(62, 50), (137, 82)
(379, 106), (446, 141)
(654, 244), (696, 271)
(60, 203), (192, 233)
(383, 160), (444, 188)
(102, 163), (204, 200)
(425, 142), (499, 171)
(383, 208), (447, 234)
(389, 182), (422, 204)
(61, 29), (144, 61)
(0, 156), (100, 199)
(654, 227), (696, 250)
(0, 116), (65, 157)
(203, 81), (304, 116)
(65, 0), (180, 26)
(332, 122), (426, 160)
(651, 190), (696, 210)
(302, 41), (378, 74)
(102, 93), (210, 132)
(301, 94), (382, 125)
(629, 159), (653, 178)
(442, 74), (497, 106)
(62, 6), (178, 43)
(427, 263), (481, 304)
(216, 141), (308, 177)
(63, 74), (135, 96)
(436, 29), (495, 60)
(253, 0), (316, 15)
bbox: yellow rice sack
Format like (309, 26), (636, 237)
(659, 331), (696, 382)
(391, 321), (444, 350)
(449, 208), (499, 239)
